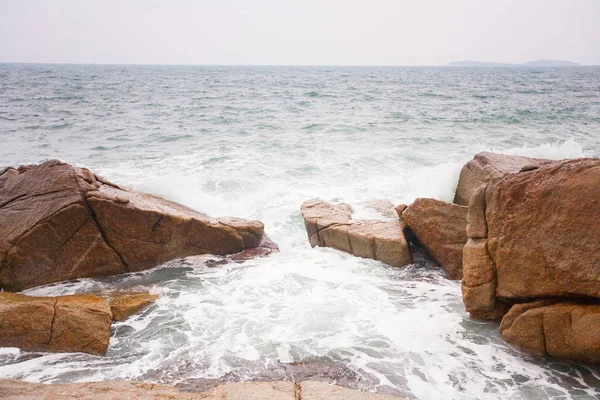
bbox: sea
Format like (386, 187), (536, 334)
(0, 64), (599, 399)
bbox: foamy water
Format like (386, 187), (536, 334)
(1, 64), (599, 399)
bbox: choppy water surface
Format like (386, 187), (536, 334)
(1, 64), (599, 399)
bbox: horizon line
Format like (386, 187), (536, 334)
(0, 61), (596, 68)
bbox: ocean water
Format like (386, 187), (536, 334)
(0, 64), (599, 399)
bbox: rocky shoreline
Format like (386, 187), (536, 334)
(0, 152), (599, 397)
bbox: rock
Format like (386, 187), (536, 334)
(301, 198), (411, 268)
(395, 204), (407, 217)
(0, 379), (406, 399)
(301, 381), (402, 400)
(461, 158), (600, 322)
(230, 234), (280, 262)
(402, 198), (468, 280)
(500, 300), (600, 363)
(486, 158), (600, 301)
(0, 160), (270, 291)
(357, 199), (398, 219)
(453, 152), (550, 205)
(108, 291), (160, 321)
(0, 292), (112, 355)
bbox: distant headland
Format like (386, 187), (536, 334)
(449, 60), (580, 67)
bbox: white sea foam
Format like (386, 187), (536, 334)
(1, 63), (599, 399)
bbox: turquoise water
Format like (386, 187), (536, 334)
(0, 64), (599, 399)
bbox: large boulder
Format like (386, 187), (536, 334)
(301, 199), (411, 268)
(0, 292), (112, 355)
(0, 160), (268, 291)
(0, 379), (405, 399)
(453, 152), (550, 205)
(462, 158), (600, 321)
(500, 300), (600, 363)
(402, 198), (467, 280)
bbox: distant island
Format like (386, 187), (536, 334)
(449, 60), (580, 67)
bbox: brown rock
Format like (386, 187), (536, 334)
(402, 198), (467, 279)
(108, 291), (160, 321)
(0, 293), (112, 355)
(0, 379), (406, 400)
(453, 152), (550, 205)
(0, 160), (270, 291)
(500, 300), (600, 363)
(465, 185), (487, 239)
(301, 199), (411, 268)
(395, 204), (407, 217)
(485, 158), (600, 300)
(301, 381), (403, 400)
(230, 234), (280, 262)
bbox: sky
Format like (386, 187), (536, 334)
(0, 0), (599, 66)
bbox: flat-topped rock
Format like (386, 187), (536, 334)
(500, 300), (600, 363)
(0, 292), (112, 355)
(0, 379), (405, 399)
(0, 160), (270, 291)
(402, 198), (468, 280)
(301, 198), (411, 268)
(453, 152), (551, 205)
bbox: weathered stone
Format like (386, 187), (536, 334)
(301, 199), (411, 268)
(0, 160), (270, 291)
(0, 293), (112, 355)
(108, 291), (160, 321)
(230, 234), (280, 262)
(0, 379), (406, 400)
(301, 381), (402, 400)
(466, 185), (487, 239)
(395, 204), (407, 217)
(461, 239), (507, 320)
(402, 198), (467, 280)
(453, 152), (550, 205)
(500, 301), (600, 363)
(485, 158), (600, 300)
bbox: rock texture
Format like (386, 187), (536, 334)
(0, 293), (112, 355)
(0, 379), (405, 400)
(461, 157), (600, 361)
(0, 160), (268, 291)
(402, 198), (467, 280)
(453, 152), (550, 205)
(485, 158), (600, 300)
(500, 301), (600, 363)
(108, 291), (160, 321)
(301, 198), (411, 268)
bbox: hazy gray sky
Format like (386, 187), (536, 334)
(1, 0), (599, 65)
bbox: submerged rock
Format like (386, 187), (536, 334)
(0, 379), (405, 399)
(453, 152), (550, 205)
(0, 160), (270, 291)
(500, 300), (600, 363)
(0, 292), (112, 356)
(402, 198), (467, 280)
(107, 291), (160, 321)
(301, 198), (411, 268)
